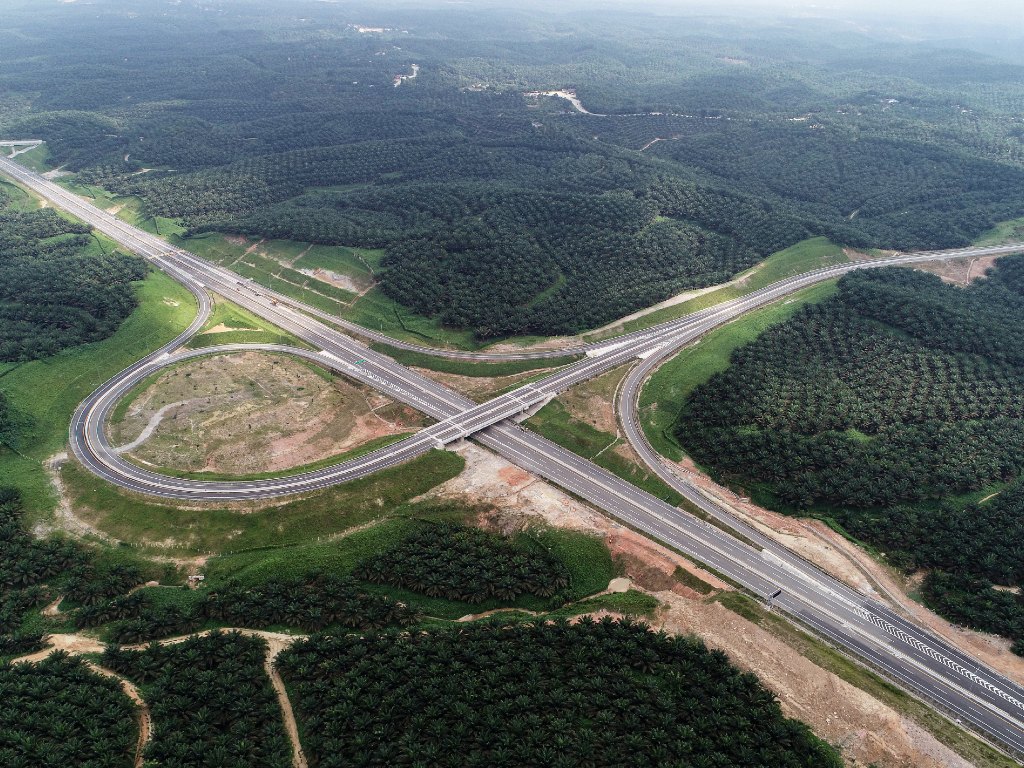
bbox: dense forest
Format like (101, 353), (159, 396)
(102, 631), (292, 768)
(277, 617), (842, 767)
(0, 653), (137, 768)
(5, 2), (1024, 336)
(0, 189), (145, 361)
(674, 260), (1024, 650)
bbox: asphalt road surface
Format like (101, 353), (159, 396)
(3, 153), (1024, 759)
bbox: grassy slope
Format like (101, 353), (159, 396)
(371, 343), (580, 377)
(0, 270), (197, 520)
(7, 144), (51, 174)
(639, 281), (838, 461)
(60, 450), (466, 554)
(186, 296), (307, 349)
(527, 399), (685, 507)
(974, 215), (1024, 246)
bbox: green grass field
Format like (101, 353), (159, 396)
(527, 399), (684, 506)
(56, 178), (186, 238)
(60, 449), (466, 555)
(0, 177), (38, 211)
(0, 270), (197, 520)
(638, 280), (838, 461)
(974, 216), (1024, 246)
(185, 296), (307, 349)
(8, 144), (51, 174)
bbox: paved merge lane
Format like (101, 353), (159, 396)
(2, 154), (1023, 759)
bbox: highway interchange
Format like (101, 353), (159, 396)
(3, 151), (1024, 759)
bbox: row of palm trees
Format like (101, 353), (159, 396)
(353, 522), (570, 603)
(1, 487), (83, 648)
(678, 266), (1024, 511)
(675, 263), (1024, 651)
(105, 574), (419, 644)
(0, 652), (137, 767)
(276, 616), (842, 768)
(102, 631), (291, 768)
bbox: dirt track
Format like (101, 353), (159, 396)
(14, 629), (306, 768)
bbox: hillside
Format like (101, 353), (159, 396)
(6, 4), (1024, 338)
(675, 260), (1024, 651)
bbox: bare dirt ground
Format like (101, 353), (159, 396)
(297, 267), (362, 295)
(110, 351), (428, 475)
(483, 336), (579, 354)
(654, 593), (974, 768)
(557, 365), (629, 435)
(261, 634), (307, 768)
(911, 254), (1001, 286)
(843, 247), (999, 286)
(421, 443), (979, 766)
(588, 283), (724, 336)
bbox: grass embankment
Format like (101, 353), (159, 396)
(8, 144), (51, 173)
(60, 449), (465, 555)
(526, 366), (685, 506)
(179, 232), (490, 349)
(130, 433), (413, 483)
(369, 343), (580, 377)
(0, 270), (197, 520)
(0, 177), (39, 211)
(639, 280), (838, 461)
(975, 216), (1024, 246)
(585, 236), (848, 341)
(186, 296), (307, 349)
(716, 592), (1019, 768)
(57, 178), (185, 238)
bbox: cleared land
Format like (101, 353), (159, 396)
(109, 350), (428, 477)
(178, 233), (485, 349)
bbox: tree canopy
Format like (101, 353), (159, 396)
(674, 260), (1024, 649)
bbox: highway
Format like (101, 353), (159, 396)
(3, 151), (1024, 759)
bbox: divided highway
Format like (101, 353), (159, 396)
(3, 152), (1024, 759)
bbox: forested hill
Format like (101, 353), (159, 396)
(0, 187), (145, 362)
(674, 259), (1024, 652)
(5, 4), (1024, 337)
